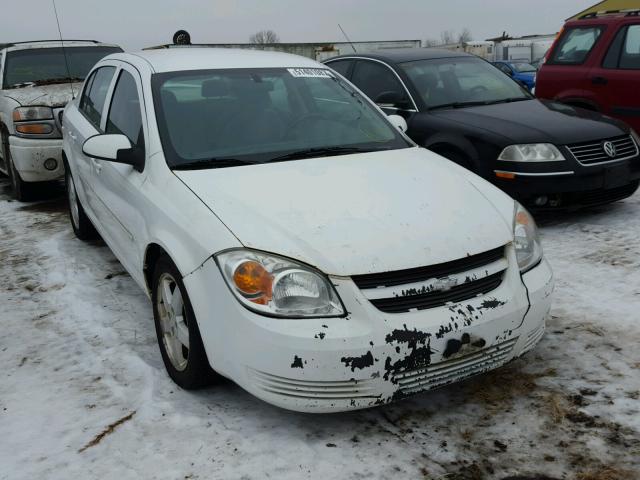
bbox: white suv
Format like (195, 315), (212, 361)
(0, 40), (121, 200)
(63, 48), (553, 412)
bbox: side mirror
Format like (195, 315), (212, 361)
(82, 134), (144, 172)
(375, 91), (408, 109)
(387, 114), (407, 133)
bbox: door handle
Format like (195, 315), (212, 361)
(591, 76), (608, 85)
(90, 158), (102, 174)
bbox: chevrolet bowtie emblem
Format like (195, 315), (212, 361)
(433, 276), (459, 292)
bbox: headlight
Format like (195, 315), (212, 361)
(215, 249), (345, 318)
(12, 106), (54, 122)
(631, 129), (640, 147)
(513, 202), (543, 272)
(498, 144), (565, 162)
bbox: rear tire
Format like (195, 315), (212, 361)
(152, 255), (217, 390)
(65, 167), (97, 240)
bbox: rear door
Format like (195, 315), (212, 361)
(537, 24), (605, 106)
(593, 21), (640, 130)
(65, 64), (117, 216)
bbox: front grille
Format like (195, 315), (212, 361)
(351, 246), (504, 289)
(370, 271), (504, 313)
(567, 135), (638, 165)
(395, 337), (518, 394)
(569, 180), (640, 206)
(250, 369), (380, 400)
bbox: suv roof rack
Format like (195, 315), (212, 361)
(0, 39), (100, 49)
(580, 9), (640, 19)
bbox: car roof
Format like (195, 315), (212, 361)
(1, 40), (119, 52)
(124, 48), (322, 73)
(566, 10), (640, 26)
(326, 48), (473, 65)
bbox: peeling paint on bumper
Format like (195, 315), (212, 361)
(184, 248), (553, 413)
(9, 136), (64, 182)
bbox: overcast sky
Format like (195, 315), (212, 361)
(3, 0), (593, 50)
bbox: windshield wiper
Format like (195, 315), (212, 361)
(172, 158), (257, 170)
(32, 77), (84, 86)
(428, 101), (492, 111)
(485, 97), (531, 105)
(267, 146), (383, 163)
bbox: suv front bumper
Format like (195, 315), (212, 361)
(9, 136), (65, 182)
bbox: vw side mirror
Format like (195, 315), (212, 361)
(387, 114), (407, 133)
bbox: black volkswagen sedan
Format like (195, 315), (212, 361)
(324, 49), (640, 210)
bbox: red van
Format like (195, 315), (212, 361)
(536, 10), (640, 133)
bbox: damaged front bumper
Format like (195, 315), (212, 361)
(9, 136), (64, 183)
(184, 246), (554, 413)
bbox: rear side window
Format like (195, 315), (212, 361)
(80, 66), (115, 129)
(106, 70), (145, 154)
(550, 26), (604, 65)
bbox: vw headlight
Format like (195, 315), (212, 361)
(498, 144), (565, 162)
(216, 249), (345, 318)
(513, 202), (543, 272)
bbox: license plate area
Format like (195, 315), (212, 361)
(604, 163), (631, 189)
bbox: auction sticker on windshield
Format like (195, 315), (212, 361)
(287, 68), (334, 78)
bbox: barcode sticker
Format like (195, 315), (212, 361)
(287, 68), (334, 78)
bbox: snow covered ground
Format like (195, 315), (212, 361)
(1, 177), (639, 480)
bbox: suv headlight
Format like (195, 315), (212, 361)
(12, 106), (54, 122)
(12, 106), (54, 135)
(216, 249), (345, 318)
(513, 202), (543, 273)
(498, 144), (565, 162)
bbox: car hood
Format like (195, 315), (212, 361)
(174, 147), (514, 276)
(2, 82), (82, 107)
(431, 99), (626, 145)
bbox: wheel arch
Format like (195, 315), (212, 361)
(426, 138), (479, 172)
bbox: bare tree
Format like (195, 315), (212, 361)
(249, 30), (280, 44)
(457, 28), (473, 44)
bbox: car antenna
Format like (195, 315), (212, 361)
(51, 0), (75, 98)
(338, 24), (357, 53)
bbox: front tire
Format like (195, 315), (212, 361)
(152, 255), (216, 389)
(65, 167), (97, 240)
(2, 133), (32, 201)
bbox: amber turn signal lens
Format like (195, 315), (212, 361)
(233, 261), (273, 303)
(15, 124), (53, 135)
(495, 171), (516, 180)
(515, 210), (530, 226)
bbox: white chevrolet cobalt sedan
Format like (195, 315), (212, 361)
(62, 49), (553, 413)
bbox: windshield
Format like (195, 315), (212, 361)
(400, 57), (531, 110)
(512, 62), (536, 73)
(152, 68), (411, 168)
(3, 46), (122, 88)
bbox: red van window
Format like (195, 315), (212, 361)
(549, 26), (604, 65)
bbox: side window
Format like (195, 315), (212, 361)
(106, 70), (145, 154)
(351, 60), (408, 104)
(620, 25), (640, 69)
(326, 59), (353, 78)
(549, 26), (603, 65)
(80, 66), (116, 129)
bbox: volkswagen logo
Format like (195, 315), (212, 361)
(602, 141), (617, 158)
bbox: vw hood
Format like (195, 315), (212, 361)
(175, 147), (514, 276)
